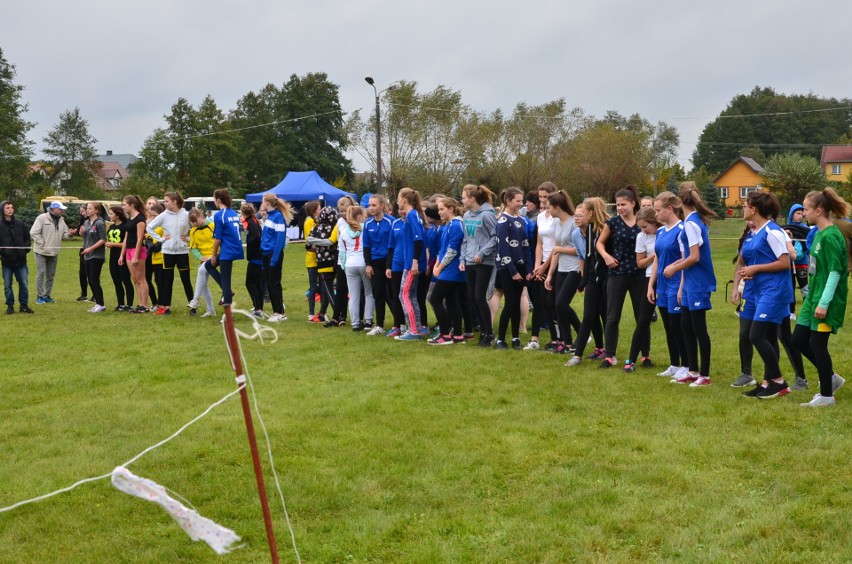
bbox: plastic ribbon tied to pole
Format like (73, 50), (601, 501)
(111, 466), (241, 555)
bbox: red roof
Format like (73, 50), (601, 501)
(821, 145), (852, 169)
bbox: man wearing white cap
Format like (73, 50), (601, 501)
(30, 201), (71, 303)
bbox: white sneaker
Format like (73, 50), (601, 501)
(672, 366), (690, 381)
(90, 305), (106, 313)
(187, 298), (200, 309)
(789, 313), (797, 321)
(657, 365), (678, 377)
(523, 340), (540, 350)
(87, 305), (98, 312)
(832, 374), (845, 394)
(267, 313), (286, 322)
(366, 325), (385, 336)
(201, 311), (216, 318)
(800, 394), (836, 407)
(564, 356), (582, 367)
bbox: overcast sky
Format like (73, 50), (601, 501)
(3, 0), (851, 172)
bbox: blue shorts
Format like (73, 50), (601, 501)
(738, 296), (756, 320)
(658, 291), (681, 313)
(683, 291), (712, 311)
(752, 299), (789, 325)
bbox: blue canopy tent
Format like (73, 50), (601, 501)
(245, 171), (356, 206)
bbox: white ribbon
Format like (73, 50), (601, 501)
(111, 466), (241, 555)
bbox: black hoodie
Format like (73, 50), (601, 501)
(0, 201), (31, 267)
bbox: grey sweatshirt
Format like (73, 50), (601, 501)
(146, 208), (190, 254)
(461, 202), (498, 265)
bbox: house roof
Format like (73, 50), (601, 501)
(713, 155), (765, 183)
(820, 145), (852, 168)
(94, 153), (139, 171)
(96, 161), (129, 180)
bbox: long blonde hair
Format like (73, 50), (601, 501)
(346, 205), (366, 232)
(262, 193), (293, 222)
(582, 197), (609, 232)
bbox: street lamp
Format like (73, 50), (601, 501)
(364, 77), (398, 195)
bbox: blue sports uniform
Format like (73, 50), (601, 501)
(740, 221), (793, 324)
(436, 218), (465, 283)
(655, 222), (684, 313)
(679, 212), (715, 310)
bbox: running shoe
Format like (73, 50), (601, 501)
(689, 376), (712, 387)
(791, 376), (809, 391)
(523, 340), (540, 351)
(623, 361), (635, 372)
(201, 310), (216, 318)
(43, 297), (56, 304)
(511, 338), (522, 350)
(641, 357), (655, 368)
(731, 373), (756, 388)
(756, 380), (790, 399)
(671, 372), (699, 384)
(428, 335), (454, 346)
(599, 357), (617, 368)
(394, 331), (423, 341)
(657, 365), (679, 377)
(800, 394), (836, 407)
(742, 385), (764, 398)
(36, 297), (45, 304)
(385, 327), (401, 338)
(187, 298), (200, 309)
(565, 356), (582, 367)
(366, 325), (385, 336)
(452, 335), (466, 344)
(268, 313), (286, 322)
(832, 374), (845, 394)
(90, 305), (106, 313)
(494, 340), (509, 350)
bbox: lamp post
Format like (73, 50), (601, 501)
(364, 77), (398, 195)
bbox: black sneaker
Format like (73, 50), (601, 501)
(641, 357), (655, 369)
(189, 308), (197, 317)
(494, 340), (509, 350)
(511, 338), (522, 350)
(5, 305), (14, 314)
(352, 323), (362, 332)
(75, 295), (89, 302)
(131, 305), (149, 314)
(756, 380), (790, 400)
(20, 305), (34, 314)
(742, 385), (765, 398)
(599, 357), (618, 369)
(651, 308), (658, 323)
(478, 334), (494, 348)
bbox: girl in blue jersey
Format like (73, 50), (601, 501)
(737, 191), (794, 399)
(395, 187), (428, 340)
(663, 182), (717, 386)
(495, 188), (531, 350)
(596, 185), (643, 368)
(384, 214), (407, 337)
(461, 184), (498, 348)
(647, 192), (687, 379)
(429, 197), (466, 345)
(794, 188), (850, 407)
(209, 189), (244, 307)
(260, 193), (293, 322)
(544, 191), (580, 355)
(364, 195), (394, 335)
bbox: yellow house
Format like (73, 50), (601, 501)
(713, 156), (765, 209)
(820, 145), (852, 181)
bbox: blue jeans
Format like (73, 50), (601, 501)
(3, 263), (29, 306)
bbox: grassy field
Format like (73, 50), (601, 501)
(1, 219), (851, 563)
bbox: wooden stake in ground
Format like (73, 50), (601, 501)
(222, 304), (280, 564)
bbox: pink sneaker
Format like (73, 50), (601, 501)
(689, 376), (712, 387)
(672, 372), (699, 384)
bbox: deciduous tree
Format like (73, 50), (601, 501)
(42, 107), (100, 198)
(0, 48), (35, 202)
(760, 152), (826, 211)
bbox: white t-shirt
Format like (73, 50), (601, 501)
(635, 231), (656, 277)
(537, 211), (558, 262)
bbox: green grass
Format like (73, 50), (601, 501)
(1, 220), (851, 563)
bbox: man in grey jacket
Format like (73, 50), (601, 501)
(30, 201), (70, 303)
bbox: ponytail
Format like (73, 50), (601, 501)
(463, 184), (495, 206)
(678, 181), (716, 224)
(614, 185), (640, 213)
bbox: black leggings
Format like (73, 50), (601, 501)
(429, 279), (464, 336)
(333, 265), (348, 322)
(497, 269), (526, 340)
(78, 252), (88, 297)
(109, 256), (134, 307)
(554, 271), (581, 345)
(681, 306), (711, 377)
(84, 259), (104, 306)
(628, 277), (654, 363)
(604, 272), (643, 358)
(145, 254), (161, 306)
(659, 307), (685, 367)
(741, 317), (805, 379)
(466, 264), (494, 336)
(572, 278), (606, 358)
(749, 320), (781, 380)
(263, 254), (284, 314)
(160, 254), (193, 307)
(792, 325), (834, 397)
(369, 258), (390, 327)
(318, 271), (335, 316)
(246, 262), (264, 311)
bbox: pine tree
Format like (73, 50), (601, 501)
(0, 48), (35, 202)
(43, 107), (100, 197)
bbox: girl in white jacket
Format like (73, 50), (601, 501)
(146, 192), (192, 315)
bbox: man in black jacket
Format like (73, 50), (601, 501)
(0, 201), (34, 314)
